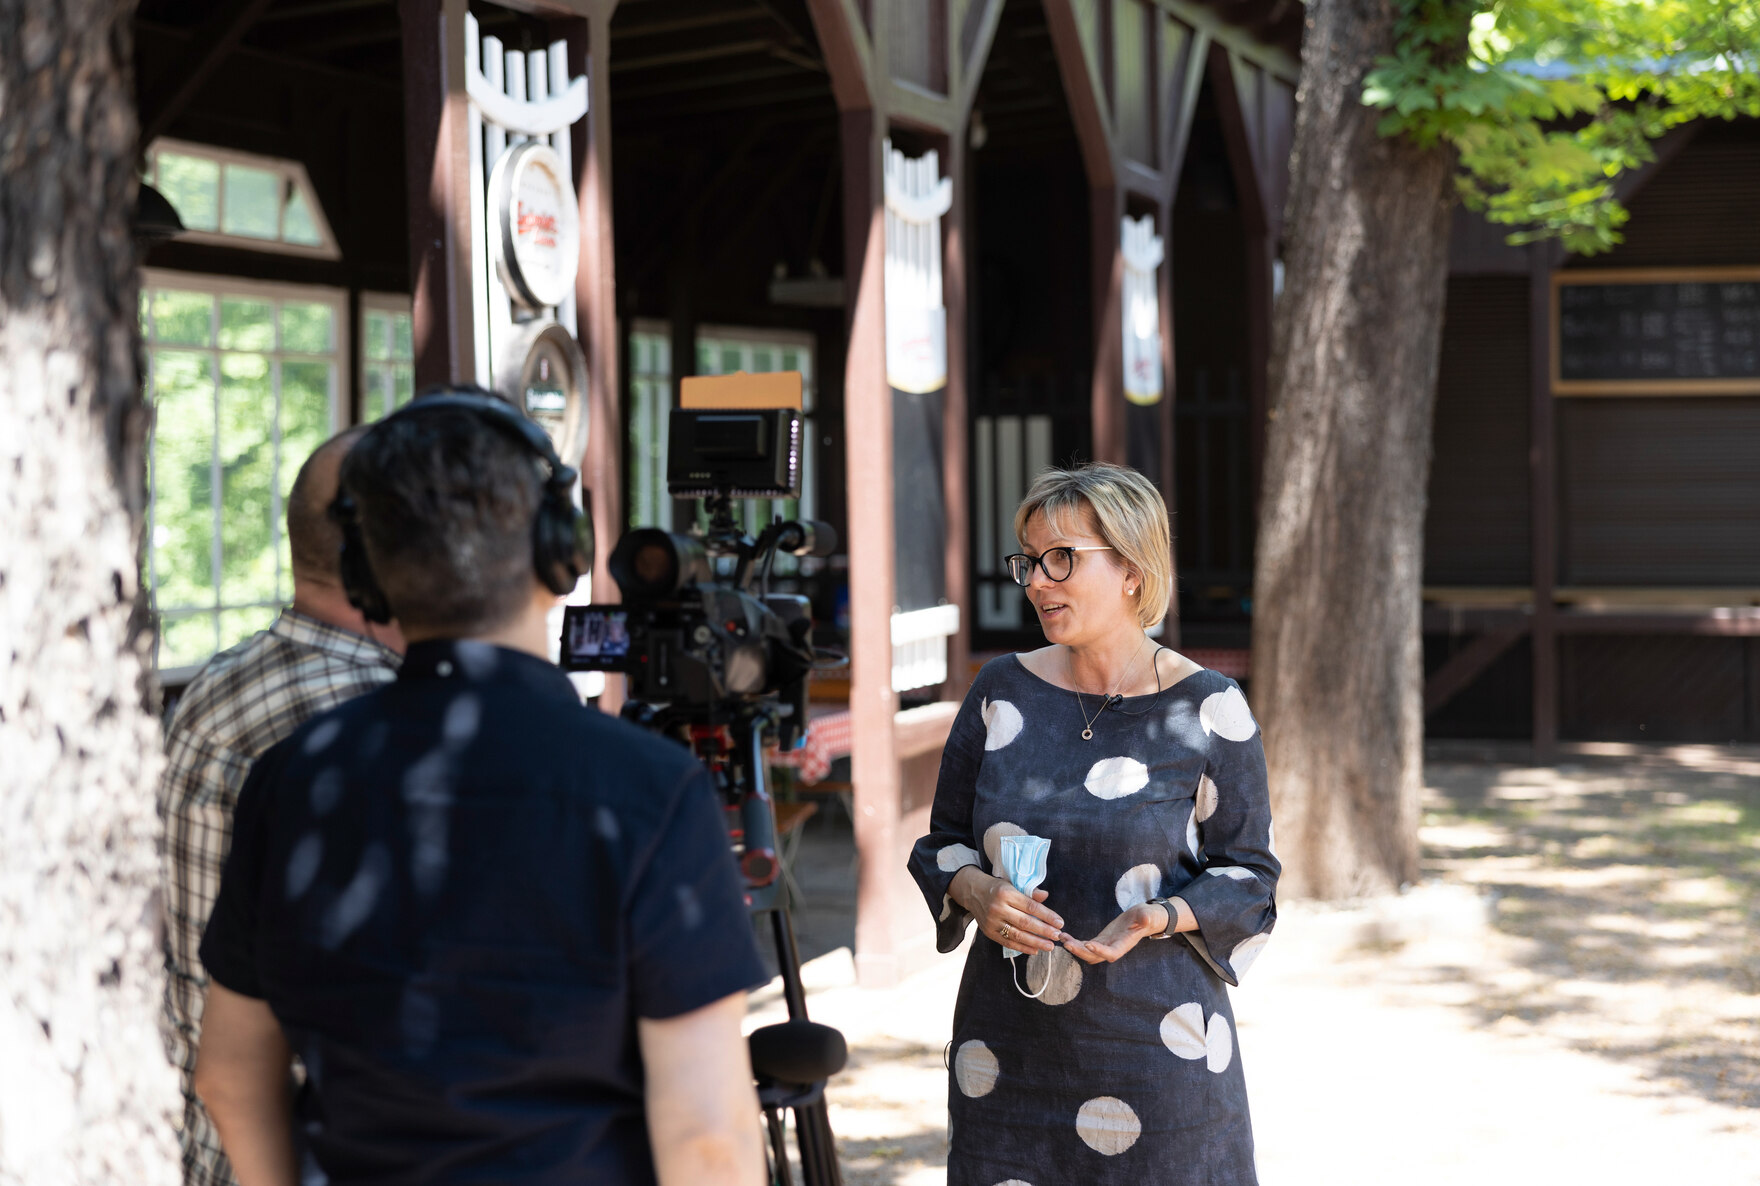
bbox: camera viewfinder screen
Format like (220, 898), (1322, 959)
(561, 606), (631, 670)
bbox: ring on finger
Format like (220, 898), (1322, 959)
(999, 923), (1014, 942)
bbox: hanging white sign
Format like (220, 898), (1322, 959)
(488, 141), (581, 311)
(1121, 214), (1165, 406)
(883, 143), (954, 395)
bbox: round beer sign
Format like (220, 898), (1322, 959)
(489, 142), (580, 310)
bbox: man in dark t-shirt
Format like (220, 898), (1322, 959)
(193, 392), (768, 1186)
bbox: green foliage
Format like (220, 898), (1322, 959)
(1363, 0), (1760, 253)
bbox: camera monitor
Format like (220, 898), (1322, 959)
(560, 606), (632, 671)
(666, 370), (803, 499)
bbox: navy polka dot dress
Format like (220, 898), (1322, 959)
(908, 654), (1279, 1185)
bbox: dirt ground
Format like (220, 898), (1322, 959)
(746, 745), (1760, 1185)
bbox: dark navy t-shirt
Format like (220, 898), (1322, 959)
(200, 639), (767, 1185)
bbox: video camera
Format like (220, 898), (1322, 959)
(558, 376), (841, 888)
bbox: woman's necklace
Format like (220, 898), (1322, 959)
(1067, 638), (1150, 741)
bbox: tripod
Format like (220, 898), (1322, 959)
(630, 708), (846, 1186)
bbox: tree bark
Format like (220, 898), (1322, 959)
(0, 2), (179, 1181)
(1251, 0), (1460, 898)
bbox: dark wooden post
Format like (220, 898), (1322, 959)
(1529, 244), (1559, 758)
(943, 138), (974, 698)
(839, 107), (912, 986)
(398, 0), (477, 388)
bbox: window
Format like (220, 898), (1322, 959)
(141, 270), (345, 675)
(627, 320), (672, 530)
(693, 327), (818, 571)
(360, 296), (416, 420)
(145, 139), (340, 260)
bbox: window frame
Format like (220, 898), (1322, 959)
(141, 267), (349, 681)
(358, 291), (417, 423)
(145, 137), (342, 261)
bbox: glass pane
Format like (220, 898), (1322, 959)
(392, 364), (414, 409)
(219, 353), (278, 609)
(151, 349), (216, 610)
(656, 338), (671, 373)
(218, 298), (274, 352)
(720, 347), (742, 374)
(139, 290), (150, 339)
(364, 368), (389, 422)
(219, 605), (278, 654)
(780, 349), (799, 373)
(365, 310), (391, 361)
(392, 314), (413, 360)
(151, 290), (213, 347)
(160, 613), (218, 670)
(282, 186), (321, 246)
(280, 362), (333, 499)
(157, 153), (219, 232)
(753, 348), (775, 372)
(697, 343), (715, 373)
(222, 164), (280, 239)
(280, 302), (333, 354)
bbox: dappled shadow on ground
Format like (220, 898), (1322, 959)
(1411, 750), (1760, 1110)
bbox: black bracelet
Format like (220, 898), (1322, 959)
(1145, 897), (1178, 939)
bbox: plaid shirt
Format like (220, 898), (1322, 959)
(157, 610), (399, 1186)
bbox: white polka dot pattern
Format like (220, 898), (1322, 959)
(1229, 932), (1270, 980)
(992, 1181), (1035, 1186)
(1206, 1014), (1233, 1073)
(983, 821), (1026, 869)
(1084, 755), (1149, 800)
(1114, 863), (1162, 910)
(982, 697), (1024, 750)
(1267, 819), (1278, 859)
(1198, 686), (1257, 741)
(1195, 773), (1218, 822)
(937, 843), (981, 873)
(1024, 946), (1084, 1005)
(1161, 1002), (1236, 1072)
(1185, 809), (1200, 857)
(1206, 866), (1257, 881)
(1159, 1002), (1208, 1060)
(955, 1039), (1000, 1097)
(1075, 1096), (1141, 1156)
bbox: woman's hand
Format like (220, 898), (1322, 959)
(949, 866), (1064, 955)
(1062, 902), (1170, 964)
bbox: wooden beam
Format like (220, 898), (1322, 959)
(956, 0), (1005, 118)
(1424, 624), (1528, 716)
(397, 0), (477, 388)
(1528, 243), (1559, 758)
(840, 108), (907, 987)
(140, 0), (275, 144)
(567, 7), (623, 718)
(1043, 0), (1116, 189)
(804, 0), (876, 111)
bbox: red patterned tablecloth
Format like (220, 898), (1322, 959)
(767, 708), (852, 784)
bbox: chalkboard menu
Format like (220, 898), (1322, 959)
(1552, 268), (1760, 395)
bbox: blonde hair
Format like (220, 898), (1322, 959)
(1012, 462), (1173, 630)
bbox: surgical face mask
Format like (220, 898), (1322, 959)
(996, 834), (1055, 998)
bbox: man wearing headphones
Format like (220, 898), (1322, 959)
(191, 391), (768, 1186)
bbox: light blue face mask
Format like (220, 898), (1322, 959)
(996, 834), (1051, 964)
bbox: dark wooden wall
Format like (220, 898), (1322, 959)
(1426, 116), (1760, 744)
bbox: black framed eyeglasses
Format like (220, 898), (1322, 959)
(1003, 546), (1114, 587)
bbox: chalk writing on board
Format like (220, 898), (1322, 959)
(1559, 280), (1760, 384)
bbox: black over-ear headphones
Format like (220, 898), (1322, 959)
(331, 390), (595, 624)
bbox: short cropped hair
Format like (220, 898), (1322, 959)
(287, 426), (368, 582)
(1013, 462), (1173, 630)
(339, 401), (543, 635)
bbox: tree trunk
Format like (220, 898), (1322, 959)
(1251, 0), (1461, 899)
(0, 2), (179, 1181)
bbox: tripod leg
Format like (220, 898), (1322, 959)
(765, 1106), (794, 1186)
(792, 1099), (844, 1186)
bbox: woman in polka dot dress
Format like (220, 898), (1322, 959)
(908, 462), (1279, 1186)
